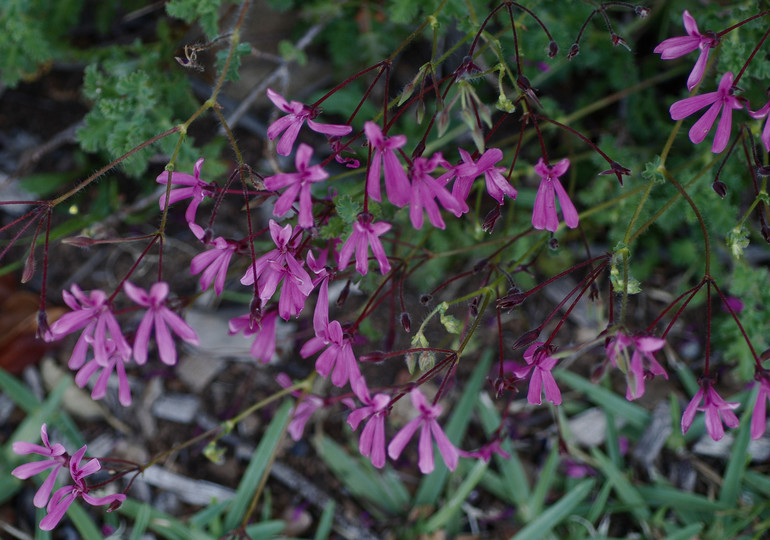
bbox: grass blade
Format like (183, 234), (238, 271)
(510, 479), (595, 540)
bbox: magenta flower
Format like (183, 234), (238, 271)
(266, 88), (353, 157)
(124, 281), (200, 366)
(387, 388), (458, 474)
(156, 158), (212, 239)
(749, 100), (770, 153)
(532, 158), (578, 232)
(263, 143), (329, 229)
(338, 213), (391, 276)
(408, 153), (464, 230)
(48, 284), (131, 370)
(276, 373), (325, 440)
(74, 337), (133, 406)
(301, 319), (360, 388)
(606, 332), (667, 400)
(347, 378), (390, 468)
(240, 220), (314, 320)
(364, 121), (411, 207)
(12, 424), (68, 508)
(228, 310), (279, 364)
(190, 237), (238, 296)
(515, 342), (562, 405)
(670, 72), (744, 153)
(681, 378), (740, 441)
(39, 445), (126, 531)
(653, 10), (719, 92)
(451, 148), (517, 206)
(751, 370), (770, 440)
(459, 439), (511, 462)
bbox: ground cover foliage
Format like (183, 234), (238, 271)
(2, 0), (770, 538)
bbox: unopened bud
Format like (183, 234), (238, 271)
(336, 280), (351, 306)
(420, 294), (432, 305)
(22, 249), (35, 283)
(249, 296), (262, 327)
(548, 40), (558, 58)
(482, 205), (501, 233)
(497, 288), (527, 310)
(418, 350), (436, 372)
(469, 297), (479, 317)
(361, 351), (385, 363)
(590, 361), (607, 383)
(61, 236), (96, 247)
(473, 258), (488, 273)
(400, 312), (411, 333)
(567, 43), (580, 60)
(762, 222), (770, 243)
(634, 6), (650, 18)
(512, 329), (540, 349)
(405, 352), (416, 374)
(757, 165), (770, 177)
(107, 499), (124, 513)
(549, 237), (559, 250)
(36, 310), (51, 341)
(712, 181), (727, 198)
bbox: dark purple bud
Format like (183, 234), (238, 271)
(548, 40), (558, 58)
(567, 43), (580, 60)
(590, 361), (607, 383)
(760, 348), (770, 362)
(21, 249), (35, 283)
(634, 6), (650, 18)
(756, 165), (770, 177)
(762, 223), (770, 244)
(712, 181), (727, 198)
(36, 310), (51, 340)
(411, 140), (425, 160)
(336, 280), (351, 306)
(512, 329), (540, 349)
(482, 205), (501, 233)
(497, 288), (527, 310)
(360, 351), (386, 363)
(420, 294), (432, 306)
(589, 282), (600, 302)
(473, 258), (488, 273)
(107, 499), (124, 512)
(611, 34), (630, 51)
(456, 55), (482, 79)
(400, 312), (411, 333)
(549, 237), (559, 250)
(202, 228), (214, 245)
(61, 236), (96, 247)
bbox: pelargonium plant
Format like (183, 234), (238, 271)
(5, 0), (770, 536)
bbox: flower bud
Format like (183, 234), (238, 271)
(400, 312), (411, 333)
(360, 351), (385, 363)
(548, 40), (558, 58)
(567, 43), (580, 60)
(482, 205), (501, 233)
(512, 329), (540, 349)
(336, 280), (351, 306)
(497, 289), (527, 310)
(634, 6), (650, 18)
(420, 294), (432, 306)
(549, 237), (559, 250)
(712, 181), (727, 198)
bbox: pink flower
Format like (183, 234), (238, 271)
(408, 153), (464, 230)
(190, 237), (238, 296)
(156, 158), (212, 239)
(240, 220), (314, 320)
(39, 445), (126, 531)
(387, 388), (458, 474)
(751, 369), (770, 440)
(653, 10), (719, 92)
(515, 342), (562, 405)
(347, 378), (390, 468)
(266, 88), (353, 157)
(12, 424), (68, 508)
(338, 212), (391, 276)
(228, 310), (279, 364)
(364, 121), (411, 207)
(459, 439), (511, 462)
(263, 143), (329, 228)
(48, 284), (131, 370)
(669, 72), (744, 153)
(451, 148), (517, 206)
(532, 158), (578, 232)
(681, 378), (740, 441)
(276, 373), (324, 440)
(749, 100), (770, 153)
(124, 281), (200, 366)
(606, 332), (667, 400)
(301, 319), (360, 388)
(74, 337), (133, 406)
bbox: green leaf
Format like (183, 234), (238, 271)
(66, 501), (103, 540)
(0, 367), (40, 413)
(165, 0), (229, 40)
(591, 447), (650, 522)
(530, 443), (560, 518)
(510, 479), (595, 540)
(719, 390), (753, 506)
(420, 459), (488, 533)
(215, 42), (251, 82)
(224, 400), (293, 531)
(314, 500), (335, 540)
(128, 502), (152, 540)
(335, 194), (363, 224)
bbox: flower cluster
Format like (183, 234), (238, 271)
(12, 425), (125, 531)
